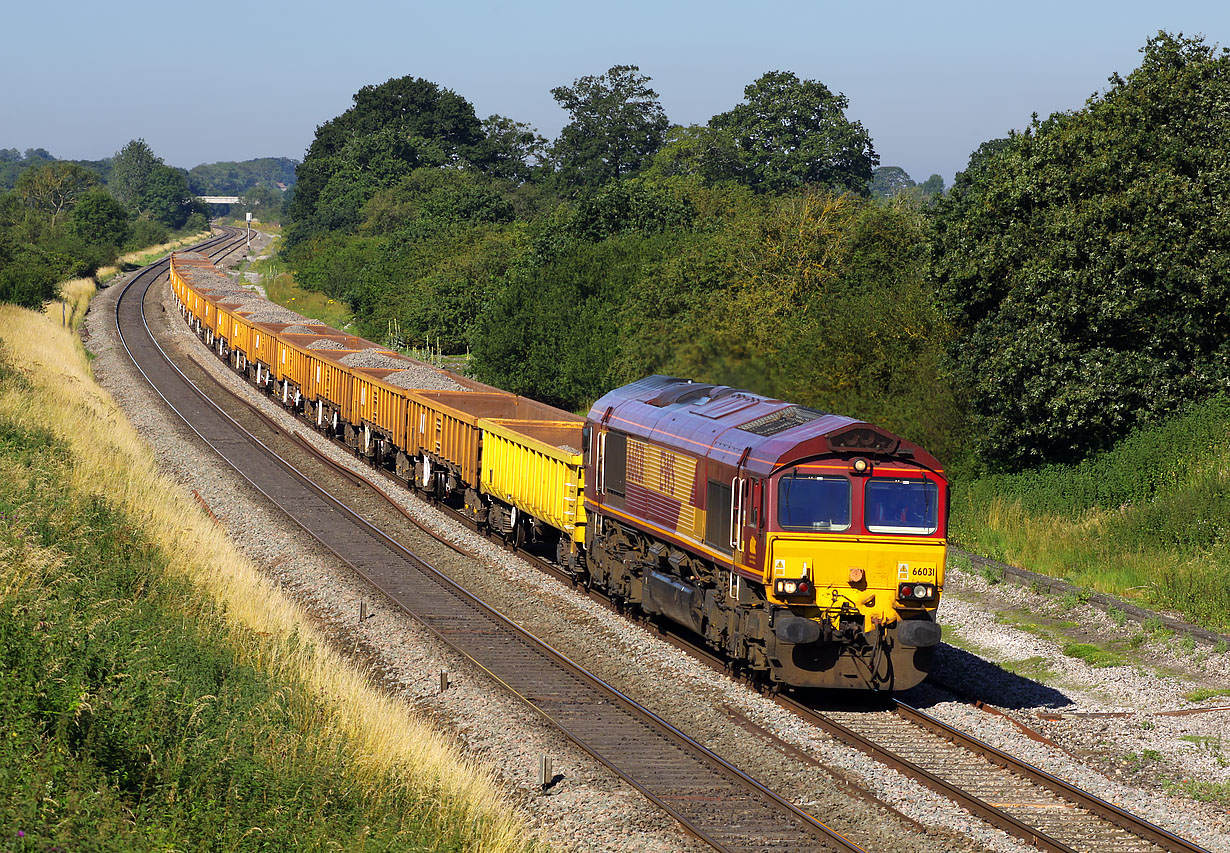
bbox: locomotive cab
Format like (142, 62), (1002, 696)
(764, 457), (947, 690)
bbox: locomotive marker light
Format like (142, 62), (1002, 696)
(850, 457), (872, 475)
(898, 583), (935, 601)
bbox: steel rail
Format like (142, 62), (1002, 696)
(113, 242), (866, 852)
(195, 342), (1210, 853)
(891, 701), (1209, 853)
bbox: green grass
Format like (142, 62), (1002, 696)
(953, 395), (1230, 630)
(1062, 642), (1126, 668)
(1001, 656), (1059, 681)
(1166, 779), (1230, 806)
(263, 271), (354, 330)
(0, 419), (482, 849)
(1185, 687), (1230, 703)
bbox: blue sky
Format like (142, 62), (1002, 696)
(4, 0), (1227, 185)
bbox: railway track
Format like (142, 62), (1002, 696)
(290, 428), (1210, 853)
(794, 699), (1207, 853)
(115, 230), (865, 852)
(503, 525), (1211, 853)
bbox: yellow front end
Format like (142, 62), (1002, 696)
(765, 533), (946, 632)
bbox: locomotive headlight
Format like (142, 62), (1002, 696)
(784, 581), (798, 594)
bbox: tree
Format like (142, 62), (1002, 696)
(0, 231), (75, 308)
(110, 139), (160, 208)
(140, 165), (193, 228)
(711, 71), (878, 194)
(869, 166), (914, 199)
(481, 115), (549, 183)
(644, 125), (747, 185)
(550, 65), (669, 187)
(286, 76), (488, 245)
(69, 189), (129, 249)
(916, 174), (945, 197)
(14, 162), (100, 223)
(932, 32), (1230, 469)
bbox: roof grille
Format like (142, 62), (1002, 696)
(738, 405), (825, 437)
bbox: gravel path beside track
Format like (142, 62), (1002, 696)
(83, 242), (1230, 852)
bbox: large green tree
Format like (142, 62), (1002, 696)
(481, 115), (549, 183)
(109, 139), (160, 208)
(932, 32), (1230, 470)
(286, 76), (488, 245)
(140, 165), (193, 229)
(711, 71), (878, 194)
(644, 125), (747, 185)
(14, 162), (99, 224)
(550, 65), (669, 188)
(69, 189), (129, 250)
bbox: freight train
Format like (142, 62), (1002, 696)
(170, 250), (947, 691)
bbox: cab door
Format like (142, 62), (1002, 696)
(735, 477), (763, 573)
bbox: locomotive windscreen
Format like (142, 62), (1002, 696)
(865, 479), (939, 535)
(777, 475), (851, 531)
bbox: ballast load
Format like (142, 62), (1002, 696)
(171, 251), (947, 691)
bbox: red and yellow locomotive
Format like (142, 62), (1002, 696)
(583, 376), (946, 690)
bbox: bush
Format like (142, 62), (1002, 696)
(125, 217), (168, 251)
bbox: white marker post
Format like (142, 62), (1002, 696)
(246, 211), (252, 248)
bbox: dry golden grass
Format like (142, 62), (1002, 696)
(116, 230), (213, 268)
(43, 277), (97, 331)
(0, 304), (533, 851)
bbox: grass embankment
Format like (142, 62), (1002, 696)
(953, 396), (1230, 629)
(43, 277), (96, 331)
(237, 234), (355, 331)
(0, 306), (534, 850)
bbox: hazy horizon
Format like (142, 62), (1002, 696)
(5, 0), (1228, 187)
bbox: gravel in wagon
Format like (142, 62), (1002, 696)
(307, 339), (350, 351)
(339, 347), (416, 369)
(383, 366), (464, 391)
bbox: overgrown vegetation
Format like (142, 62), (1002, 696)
(0, 306), (533, 850)
(954, 395), (1230, 627)
(932, 33), (1230, 470)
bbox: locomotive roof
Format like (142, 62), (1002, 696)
(587, 375), (942, 477)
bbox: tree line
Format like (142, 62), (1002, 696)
(276, 32), (1230, 475)
(0, 140), (214, 308)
